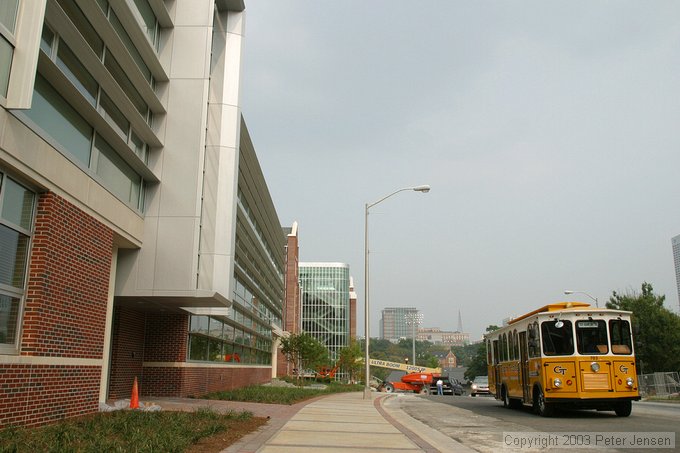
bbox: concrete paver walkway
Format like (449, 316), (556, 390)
(154, 392), (474, 452)
(256, 392), (422, 452)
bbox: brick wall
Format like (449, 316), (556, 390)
(144, 313), (188, 362)
(284, 233), (300, 334)
(142, 366), (271, 398)
(22, 193), (112, 357)
(276, 345), (288, 377)
(0, 192), (113, 428)
(0, 365), (100, 427)
(107, 307), (146, 400)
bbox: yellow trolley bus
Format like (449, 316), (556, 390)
(485, 302), (640, 417)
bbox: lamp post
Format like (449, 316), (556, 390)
(405, 312), (423, 366)
(364, 185), (430, 399)
(564, 290), (599, 308)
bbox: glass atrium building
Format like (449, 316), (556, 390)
(300, 263), (351, 362)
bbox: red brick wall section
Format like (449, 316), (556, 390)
(143, 313), (188, 362)
(276, 345), (288, 377)
(0, 365), (100, 428)
(22, 193), (113, 357)
(142, 366), (271, 398)
(108, 307), (146, 401)
(283, 233), (300, 334)
(0, 192), (113, 428)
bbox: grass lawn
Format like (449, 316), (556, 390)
(202, 382), (364, 405)
(0, 408), (265, 453)
(0, 383), (363, 452)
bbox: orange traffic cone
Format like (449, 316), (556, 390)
(130, 377), (139, 409)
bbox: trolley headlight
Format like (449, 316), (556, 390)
(626, 377), (634, 388)
(590, 362), (600, 372)
(553, 378), (562, 388)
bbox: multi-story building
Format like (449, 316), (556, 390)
(0, 0), (285, 428)
(300, 263), (352, 362)
(417, 328), (470, 346)
(673, 234), (680, 313)
(380, 307), (419, 342)
(276, 222), (300, 376)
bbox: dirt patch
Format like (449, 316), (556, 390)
(185, 416), (269, 452)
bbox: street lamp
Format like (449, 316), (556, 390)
(564, 290), (599, 308)
(405, 312), (423, 366)
(364, 185), (430, 399)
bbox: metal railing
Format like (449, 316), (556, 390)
(637, 372), (680, 398)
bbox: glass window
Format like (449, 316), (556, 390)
(130, 131), (147, 162)
(0, 224), (29, 288)
(0, 0), (19, 34)
(528, 322), (540, 358)
(509, 331), (515, 360)
(56, 41), (98, 106)
(104, 52), (149, 121)
(0, 173), (34, 348)
(541, 320), (574, 356)
(0, 36), (12, 98)
(40, 25), (54, 55)
(131, 0), (159, 50)
(208, 317), (223, 339)
(576, 320), (609, 354)
(96, 0), (109, 14)
(189, 315), (208, 334)
(224, 323), (234, 341)
(94, 135), (141, 207)
(609, 319), (633, 355)
(1, 177), (35, 231)
(208, 338), (222, 361)
(25, 75), (93, 166)
(55, 0), (104, 58)
(188, 334), (208, 361)
(109, 11), (153, 86)
(0, 293), (20, 344)
(99, 91), (129, 138)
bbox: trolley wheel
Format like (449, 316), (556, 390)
(614, 401), (632, 417)
(503, 386), (521, 409)
(534, 387), (554, 417)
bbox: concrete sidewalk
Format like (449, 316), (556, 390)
(226, 392), (473, 452)
(154, 391), (473, 452)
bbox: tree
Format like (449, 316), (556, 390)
(336, 339), (363, 383)
(464, 343), (488, 381)
(606, 282), (680, 374)
(463, 325), (497, 381)
(280, 333), (329, 384)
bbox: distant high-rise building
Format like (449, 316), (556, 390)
(673, 235), (680, 312)
(380, 307), (420, 342)
(300, 263), (352, 362)
(417, 328), (470, 346)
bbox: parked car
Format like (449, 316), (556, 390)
(470, 376), (490, 397)
(428, 376), (465, 396)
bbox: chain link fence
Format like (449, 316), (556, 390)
(637, 372), (680, 398)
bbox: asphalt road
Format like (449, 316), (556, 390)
(391, 393), (680, 452)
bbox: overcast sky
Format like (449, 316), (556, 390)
(239, 1), (680, 341)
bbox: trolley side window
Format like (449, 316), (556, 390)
(541, 320), (574, 356)
(609, 319), (632, 355)
(576, 320), (608, 354)
(528, 322), (540, 358)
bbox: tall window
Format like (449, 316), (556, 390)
(0, 172), (35, 351)
(0, 0), (19, 98)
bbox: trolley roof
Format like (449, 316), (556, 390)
(507, 302), (591, 325)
